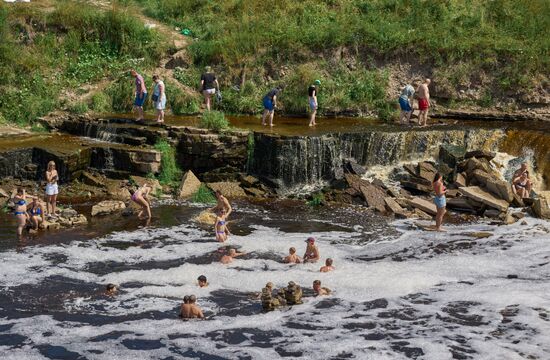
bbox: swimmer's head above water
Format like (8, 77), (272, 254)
(306, 237), (315, 244)
(197, 275), (208, 287)
(183, 295), (190, 304)
(105, 284), (117, 294)
(289, 247), (296, 254)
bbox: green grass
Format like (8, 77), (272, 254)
(199, 111), (229, 131)
(67, 102), (89, 115)
(192, 184), (217, 204)
(307, 192), (325, 207)
(154, 139), (181, 185)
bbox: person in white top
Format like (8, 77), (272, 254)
(45, 161), (59, 217)
(151, 75), (166, 124)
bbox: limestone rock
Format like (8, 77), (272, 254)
(413, 208), (433, 220)
(91, 200), (126, 216)
(484, 209), (501, 218)
(0, 187), (9, 198)
(512, 212), (525, 220)
(408, 197), (437, 216)
(61, 208), (78, 218)
(207, 182), (247, 198)
(459, 186), (509, 212)
(511, 193), (525, 208)
(240, 175), (260, 188)
(178, 170), (202, 200)
(439, 144), (466, 168)
(400, 179), (432, 194)
(71, 214), (88, 226)
(384, 197), (406, 218)
(105, 180), (132, 201)
(418, 162), (438, 182)
(447, 197), (476, 212)
(455, 172), (467, 188)
(43, 221), (60, 230)
(244, 187), (266, 198)
(465, 150), (496, 161)
(344, 159), (367, 175)
(80, 171), (105, 188)
(532, 192), (550, 219)
(445, 189), (460, 198)
(360, 183), (387, 213)
(485, 177), (514, 203)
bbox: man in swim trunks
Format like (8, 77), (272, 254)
(303, 237), (320, 263)
(398, 84), (415, 125)
(197, 275), (208, 288)
(319, 258), (335, 272)
(313, 280), (331, 296)
(220, 248), (246, 264)
(416, 78), (431, 127)
(262, 86), (282, 127)
(180, 295), (204, 319)
(283, 247), (302, 264)
(130, 69), (147, 121)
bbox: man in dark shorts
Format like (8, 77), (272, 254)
(262, 86), (282, 127)
(200, 66), (219, 111)
(131, 69), (147, 121)
(398, 84), (415, 125)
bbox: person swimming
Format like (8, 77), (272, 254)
(28, 196), (45, 231)
(319, 258), (335, 272)
(197, 275), (208, 288)
(220, 248), (246, 264)
(131, 183), (152, 220)
(214, 209), (228, 242)
(11, 188), (28, 238)
(303, 237), (320, 263)
(313, 280), (331, 296)
(283, 247), (302, 264)
(180, 295), (204, 319)
(105, 284), (118, 296)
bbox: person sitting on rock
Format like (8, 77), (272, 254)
(319, 258), (335, 272)
(197, 275), (208, 288)
(512, 162), (529, 180)
(283, 247), (302, 264)
(284, 281), (303, 305)
(27, 196), (45, 231)
(180, 295), (204, 319)
(214, 208), (228, 242)
(513, 171), (532, 198)
(313, 280), (331, 296)
(220, 248), (246, 264)
(303, 237), (320, 263)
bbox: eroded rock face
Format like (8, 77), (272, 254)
(532, 192), (550, 219)
(91, 200), (126, 217)
(207, 182), (247, 198)
(178, 170), (201, 199)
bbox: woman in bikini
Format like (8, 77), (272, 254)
(45, 161), (59, 218)
(433, 173), (447, 232)
(303, 237), (320, 263)
(131, 184), (152, 220)
(12, 188), (29, 237)
(28, 196), (45, 231)
(512, 172), (532, 198)
(215, 208), (228, 242)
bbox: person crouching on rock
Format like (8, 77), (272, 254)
(512, 171), (532, 199)
(28, 196), (45, 231)
(313, 280), (331, 296)
(215, 208), (228, 242)
(11, 188), (29, 238)
(303, 237), (320, 263)
(180, 295), (204, 319)
(131, 183), (152, 220)
(433, 173), (447, 232)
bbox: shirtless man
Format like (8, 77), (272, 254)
(197, 275), (208, 288)
(319, 258), (335, 272)
(313, 280), (331, 296)
(303, 237), (320, 263)
(180, 295), (204, 319)
(416, 78), (431, 127)
(220, 248), (246, 264)
(211, 190), (232, 235)
(283, 247), (302, 264)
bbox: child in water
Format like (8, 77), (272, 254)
(214, 208), (228, 242)
(283, 247), (302, 264)
(220, 248), (246, 264)
(319, 258), (335, 272)
(313, 280), (331, 296)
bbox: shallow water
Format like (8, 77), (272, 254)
(1, 201), (549, 359)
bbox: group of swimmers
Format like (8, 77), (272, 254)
(10, 161), (59, 237)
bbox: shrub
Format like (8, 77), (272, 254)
(199, 110), (229, 131)
(68, 102), (89, 114)
(154, 139), (181, 185)
(192, 184), (216, 204)
(106, 77), (135, 112)
(307, 192), (325, 207)
(166, 82), (201, 115)
(90, 92), (112, 113)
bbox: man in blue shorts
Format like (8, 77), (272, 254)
(261, 86), (282, 127)
(131, 69), (147, 121)
(398, 83), (415, 125)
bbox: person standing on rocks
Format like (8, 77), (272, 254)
(432, 173), (447, 231)
(200, 66), (219, 111)
(131, 183), (152, 220)
(151, 75), (166, 124)
(416, 78), (431, 127)
(308, 80), (320, 127)
(45, 161), (59, 218)
(261, 86), (282, 127)
(131, 69), (147, 122)
(398, 84), (415, 125)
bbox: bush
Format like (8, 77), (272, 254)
(68, 102), (89, 114)
(166, 82), (201, 115)
(192, 184), (216, 204)
(154, 139), (181, 185)
(199, 110), (229, 131)
(307, 192), (325, 207)
(90, 92), (112, 113)
(106, 77), (135, 112)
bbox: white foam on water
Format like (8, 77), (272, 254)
(1, 212), (550, 359)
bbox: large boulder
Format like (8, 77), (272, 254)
(105, 180), (132, 201)
(458, 186), (509, 212)
(418, 162), (438, 182)
(208, 182), (247, 198)
(385, 197), (406, 218)
(454, 172), (467, 188)
(91, 200), (126, 216)
(447, 197), (476, 212)
(532, 191), (550, 219)
(408, 197), (437, 216)
(80, 171), (105, 188)
(360, 183), (387, 213)
(439, 144), (466, 169)
(465, 150), (496, 162)
(178, 170), (202, 199)
(485, 178), (514, 203)
(400, 178), (432, 193)
(344, 159), (367, 175)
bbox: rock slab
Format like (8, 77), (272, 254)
(408, 197), (437, 216)
(91, 200), (126, 216)
(459, 186), (509, 212)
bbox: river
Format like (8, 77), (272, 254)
(1, 199), (549, 359)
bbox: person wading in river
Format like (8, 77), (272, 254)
(210, 190), (232, 235)
(45, 161), (59, 218)
(433, 173), (447, 232)
(416, 78), (431, 127)
(308, 80), (320, 127)
(130, 69), (147, 122)
(131, 183), (152, 220)
(11, 188), (29, 238)
(220, 248), (246, 264)
(180, 295), (204, 319)
(283, 247), (302, 264)
(261, 86), (282, 127)
(214, 208), (229, 242)
(200, 66), (219, 111)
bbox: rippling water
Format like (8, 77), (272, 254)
(0, 202), (549, 359)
